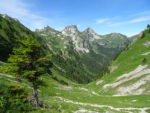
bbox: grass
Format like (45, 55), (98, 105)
(38, 73), (150, 112)
(86, 33), (150, 95)
(1, 71), (150, 113)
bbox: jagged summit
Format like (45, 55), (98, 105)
(62, 25), (79, 35)
(83, 27), (101, 40)
(84, 27), (96, 34)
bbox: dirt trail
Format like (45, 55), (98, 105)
(55, 96), (150, 113)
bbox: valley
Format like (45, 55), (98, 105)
(0, 14), (150, 113)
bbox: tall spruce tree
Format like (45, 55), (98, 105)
(3, 36), (52, 107)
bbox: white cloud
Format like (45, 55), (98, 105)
(96, 18), (108, 24)
(130, 17), (150, 23)
(0, 0), (53, 30)
(110, 17), (150, 26)
(134, 11), (150, 17)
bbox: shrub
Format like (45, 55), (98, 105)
(0, 83), (33, 113)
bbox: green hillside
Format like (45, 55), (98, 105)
(1, 14), (150, 113)
(87, 25), (150, 96)
(0, 14), (40, 61)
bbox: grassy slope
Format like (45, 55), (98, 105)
(1, 72), (150, 113)
(87, 28), (150, 95)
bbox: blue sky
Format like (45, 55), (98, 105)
(0, 0), (150, 36)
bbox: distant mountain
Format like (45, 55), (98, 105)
(36, 25), (130, 83)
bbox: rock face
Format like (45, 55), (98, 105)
(36, 25), (130, 83)
(83, 27), (101, 41)
(62, 25), (79, 36)
(62, 25), (90, 53)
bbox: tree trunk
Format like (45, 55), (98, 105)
(33, 85), (39, 107)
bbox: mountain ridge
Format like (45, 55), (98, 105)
(0, 14), (130, 83)
(36, 24), (130, 83)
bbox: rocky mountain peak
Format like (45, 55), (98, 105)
(83, 27), (101, 40)
(62, 25), (79, 36)
(84, 27), (96, 34)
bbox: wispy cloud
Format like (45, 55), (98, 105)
(0, 0), (53, 30)
(96, 18), (108, 24)
(134, 11), (150, 17)
(130, 17), (150, 23)
(110, 17), (150, 26)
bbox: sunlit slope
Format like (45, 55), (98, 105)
(88, 26), (150, 96)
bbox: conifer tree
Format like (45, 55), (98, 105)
(3, 36), (52, 106)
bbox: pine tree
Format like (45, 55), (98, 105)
(3, 36), (52, 107)
(147, 24), (150, 29)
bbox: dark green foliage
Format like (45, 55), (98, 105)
(0, 14), (39, 61)
(141, 32), (146, 39)
(147, 24), (150, 29)
(3, 36), (52, 106)
(52, 76), (68, 85)
(0, 83), (33, 113)
(142, 58), (147, 64)
(141, 24), (150, 39)
(148, 24), (150, 33)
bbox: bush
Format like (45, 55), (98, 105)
(142, 58), (147, 64)
(0, 83), (33, 113)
